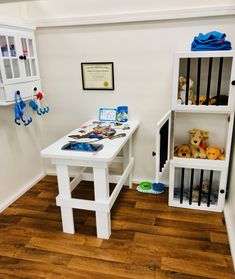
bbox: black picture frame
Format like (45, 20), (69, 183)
(81, 62), (114, 91)
(81, 62), (114, 90)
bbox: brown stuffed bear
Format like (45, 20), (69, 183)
(174, 144), (191, 158)
(206, 146), (225, 160)
(189, 129), (208, 159)
(199, 96), (211, 105)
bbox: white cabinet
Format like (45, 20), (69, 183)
(156, 50), (235, 212)
(0, 25), (41, 105)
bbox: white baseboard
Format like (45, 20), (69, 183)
(224, 203), (235, 271)
(0, 172), (46, 213)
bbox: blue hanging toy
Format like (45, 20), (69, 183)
(29, 99), (38, 111)
(14, 91), (32, 126)
(37, 91), (49, 114)
(30, 89), (49, 116)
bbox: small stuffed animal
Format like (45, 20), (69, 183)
(174, 144), (191, 158)
(206, 146), (225, 160)
(189, 129), (208, 159)
(191, 181), (210, 202)
(199, 96), (211, 105)
(210, 95), (228, 106)
(178, 76), (195, 105)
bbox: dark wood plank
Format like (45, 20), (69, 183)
(161, 257), (235, 279)
(68, 256), (155, 279)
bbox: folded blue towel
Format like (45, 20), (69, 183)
(194, 31), (226, 43)
(191, 31), (232, 51)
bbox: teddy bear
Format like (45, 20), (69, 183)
(174, 144), (191, 158)
(189, 128), (208, 159)
(206, 146), (225, 160)
(199, 96), (211, 105)
(177, 76), (196, 105)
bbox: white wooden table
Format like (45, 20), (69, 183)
(41, 120), (139, 239)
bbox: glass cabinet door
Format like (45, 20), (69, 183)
(0, 35), (20, 80)
(20, 37), (38, 78)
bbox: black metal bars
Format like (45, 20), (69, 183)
(185, 58), (191, 105)
(180, 168), (185, 204)
(206, 57), (213, 105)
(196, 58), (201, 105)
(181, 56), (227, 106)
(216, 57), (224, 106)
(198, 169), (204, 206)
(207, 170), (214, 207)
(176, 168), (216, 207)
(189, 169), (194, 205)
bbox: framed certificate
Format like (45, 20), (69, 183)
(81, 62), (114, 90)
(99, 108), (117, 121)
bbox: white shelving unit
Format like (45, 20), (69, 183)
(0, 24), (41, 105)
(156, 50), (235, 212)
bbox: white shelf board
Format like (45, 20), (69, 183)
(172, 105), (234, 114)
(171, 157), (228, 170)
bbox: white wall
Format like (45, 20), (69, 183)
(0, 104), (45, 211)
(0, 2), (25, 24)
(0, 2), (44, 211)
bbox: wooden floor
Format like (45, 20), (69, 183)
(0, 176), (234, 279)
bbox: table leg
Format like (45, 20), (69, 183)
(93, 167), (111, 239)
(123, 137), (133, 188)
(56, 164), (75, 234)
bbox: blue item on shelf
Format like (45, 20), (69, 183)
(116, 106), (128, 122)
(191, 31), (232, 51)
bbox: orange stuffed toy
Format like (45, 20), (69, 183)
(206, 146), (225, 160)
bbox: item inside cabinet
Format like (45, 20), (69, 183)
(173, 168), (220, 207)
(173, 113), (228, 161)
(177, 57), (232, 106)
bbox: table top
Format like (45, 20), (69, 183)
(41, 120), (139, 163)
